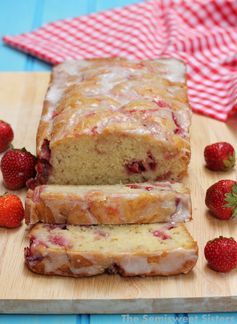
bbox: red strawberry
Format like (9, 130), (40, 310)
(1, 148), (37, 190)
(204, 237), (237, 272)
(204, 142), (235, 171)
(0, 120), (14, 153)
(205, 180), (237, 220)
(0, 194), (24, 228)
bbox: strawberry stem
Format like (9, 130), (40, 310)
(225, 184), (237, 218)
(223, 153), (235, 169)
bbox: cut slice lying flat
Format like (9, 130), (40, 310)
(25, 223), (198, 277)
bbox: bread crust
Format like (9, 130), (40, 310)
(25, 242), (198, 277)
(36, 73), (54, 157)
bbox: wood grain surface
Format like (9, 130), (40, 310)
(0, 73), (237, 314)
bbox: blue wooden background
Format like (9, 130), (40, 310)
(0, 0), (237, 322)
(0, 0), (140, 71)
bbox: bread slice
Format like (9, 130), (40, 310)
(30, 57), (191, 187)
(25, 182), (191, 225)
(25, 223), (198, 277)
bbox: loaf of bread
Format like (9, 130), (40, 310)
(25, 223), (198, 277)
(25, 182), (191, 225)
(30, 57), (191, 187)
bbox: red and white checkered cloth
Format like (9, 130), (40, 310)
(3, 0), (237, 121)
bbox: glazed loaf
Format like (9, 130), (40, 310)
(25, 182), (191, 225)
(25, 223), (198, 277)
(32, 57), (191, 187)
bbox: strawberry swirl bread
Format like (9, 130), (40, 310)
(32, 57), (191, 186)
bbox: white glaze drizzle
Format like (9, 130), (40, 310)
(40, 58), (190, 146)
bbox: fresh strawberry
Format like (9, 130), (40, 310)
(205, 180), (237, 220)
(204, 142), (235, 171)
(0, 120), (14, 153)
(1, 148), (37, 190)
(0, 194), (24, 228)
(204, 236), (237, 272)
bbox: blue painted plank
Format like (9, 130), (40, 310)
(41, 0), (89, 23)
(90, 313), (237, 324)
(95, 0), (142, 11)
(1, 313), (237, 324)
(90, 314), (177, 324)
(77, 314), (91, 324)
(25, 0), (49, 71)
(0, 0), (37, 71)
(1, 313), (237, 323)
(0, 315), (77, 324)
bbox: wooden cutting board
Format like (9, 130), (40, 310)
(0, 73), (237, 314)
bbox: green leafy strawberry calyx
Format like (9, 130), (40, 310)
(225, 183), (237, 218)
(223, 153), (236, 169)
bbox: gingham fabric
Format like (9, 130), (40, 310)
(3, 0), (237, 121)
